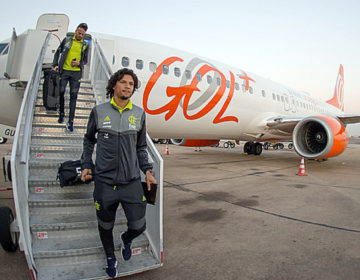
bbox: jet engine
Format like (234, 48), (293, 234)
(170, 139), (220, 147)
(292, 116), (348, 159)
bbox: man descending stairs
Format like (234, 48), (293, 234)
(28, 81), (156, 280)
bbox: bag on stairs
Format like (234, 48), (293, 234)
(43, 69), (60, 111)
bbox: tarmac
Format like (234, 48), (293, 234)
(1, 138), (360, 280)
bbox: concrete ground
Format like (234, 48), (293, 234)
(1, 139), (359, 280)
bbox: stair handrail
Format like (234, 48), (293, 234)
(91, 38), (112, 105)
(10, 31), (51, 274)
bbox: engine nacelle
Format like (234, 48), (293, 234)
(170, 139), (220, 147)
(292, 115), (348, 159)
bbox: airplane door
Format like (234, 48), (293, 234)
(283, 93), (290, 111)
(290, 96), (297, 113)
(36, 14), (69, 65)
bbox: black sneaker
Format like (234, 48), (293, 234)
(58, 114), (64, 123)
(66, 121), (73, 132)
(121, 232), (132, 261)
(105, 257), (117, 278)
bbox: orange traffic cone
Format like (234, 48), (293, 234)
(296, 157), (307, 176)
(165, 144), (169, 155)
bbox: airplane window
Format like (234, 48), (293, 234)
(196, 73), (202, 82)
(207, 75), (212, 84)
(174, 67), (181, 77)
(277, 94), (280, 101)
(226, 80), (230, 88)
(261, 90), (266, 97)
(162, 65), (169, 75)
(217, 77), (221, 86)
(235, 83), (240, 91)
(136, 59), (143, 70)
(249, 87), (253, 94)
(281, 96), (284, 102)
(0, 43), (8, 55)
(285, 97), (289, 103)
(242, 84), (246, 92)
(122, 57), (129, 67)
(149, 62), (157, 72)
(272, 93), (276, 100)
(185, 70), (191, 79)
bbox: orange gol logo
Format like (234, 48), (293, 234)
(143, 56), (256, 124)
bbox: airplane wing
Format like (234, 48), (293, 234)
(337, 114), (360, 125)
(266, 116), (304, 134)
(266, 114), (360, 135)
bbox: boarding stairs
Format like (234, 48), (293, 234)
(10, 31), (163, 280)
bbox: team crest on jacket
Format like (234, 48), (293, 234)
(128, 115), (137, 130)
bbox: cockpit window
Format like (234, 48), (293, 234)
(0, 43), (9, 55)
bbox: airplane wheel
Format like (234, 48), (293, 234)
(224, 142), (229, 148)
(273, 145), (279, 150)
(0, 207), (18, 252)
(288, 143), (293, 149)
(254, 143), (263, 155)
(230, 142), (235, 148)
(0, 137), (7, 144)
(7, 161), (12, 182)
(278, 143), (284, 149)
(244, 142), (251, 154)
(263, 142), (269, 150)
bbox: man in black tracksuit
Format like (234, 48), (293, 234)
(81, 68), (156, 278)
(53, 23), (89, 132)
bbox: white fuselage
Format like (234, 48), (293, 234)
(0, 31), (342, 142)
(92, 33), (341, 141)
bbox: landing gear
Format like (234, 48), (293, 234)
(0, 207), (18, 252)
(244, 141), (262, 155)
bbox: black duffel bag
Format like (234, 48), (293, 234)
(57, 160), (93, 187)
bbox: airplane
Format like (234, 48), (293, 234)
(1, 13), (360, 280)
(1, 14), (360, 159)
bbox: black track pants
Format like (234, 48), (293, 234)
(93, 178), (147, 258)
(59, 70), (82, 122)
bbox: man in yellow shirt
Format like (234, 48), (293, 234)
(53, 23), (89, 132)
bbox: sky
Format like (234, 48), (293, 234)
(1, 0), (359, 114)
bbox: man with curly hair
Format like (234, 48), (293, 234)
(81, 68), (156, 278)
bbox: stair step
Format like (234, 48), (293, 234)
(30, 149), (83, 160)
(36, 94), (95, 103)
(35, 104), (92, 113)
(31, 138), (85, 147)
(35, 99), (96, 109)
(36, 90), (95, 99)
(32, 122), (87, 130)
(34, 112), (90, 119)
(33, 229), (147, 257)
(35, 248), (158, 280)
(30, 145), (83, 160)
(29, 192), (93, 209)
(29, 178), (93, 194)
(33, 117), (88, 125)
